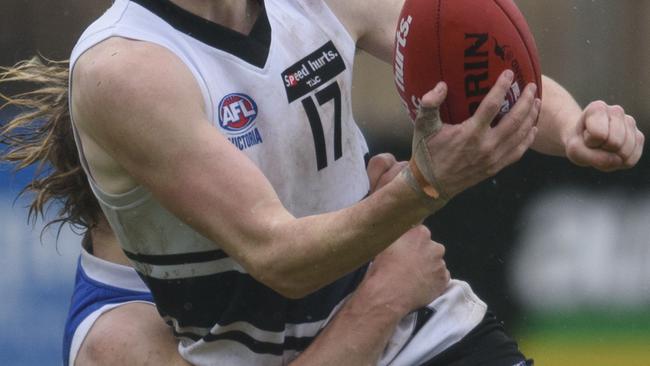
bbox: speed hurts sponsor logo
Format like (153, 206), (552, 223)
(281, 41), (346, 103)
(218, 93), (263, 150)
(394, 15), (417, 113)
(394, 15), (412, 96)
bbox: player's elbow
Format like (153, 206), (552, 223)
(268, 278), (315, 300)
(234, 218), (321, 299)
(246, 253), (320, 299)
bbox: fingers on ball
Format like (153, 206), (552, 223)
(473, 70), (516, 124)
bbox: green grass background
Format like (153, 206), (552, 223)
(515, 311), (650, 365)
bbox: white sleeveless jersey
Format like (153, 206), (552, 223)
(69, 1), (486, 365)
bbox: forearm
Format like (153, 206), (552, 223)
(531, 75), (582, 156)
(254, 171), (437, 298)
(290, 280), (404, 366)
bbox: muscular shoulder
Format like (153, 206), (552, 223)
(324, 0), (403, 61)
(69, 37), (207, 193)
(71, 37), (204, 129)
(75, 303), (189, 366)
(73, 37), (168, 98)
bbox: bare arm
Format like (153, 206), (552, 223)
(292, 225), (448, 366)
(532, 75), (644, 171)
(327, 1), (644, 171)
(291, 290), (403, 366)
(529, 76), (581, 155)
(324, 0), (403, 61)
(75, 303), (190, 366)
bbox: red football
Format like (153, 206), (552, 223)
(393, 0), (542, 124)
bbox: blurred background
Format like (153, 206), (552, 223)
(1, 0), (648, 365)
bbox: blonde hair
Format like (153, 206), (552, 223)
(0, 56), (100, 234)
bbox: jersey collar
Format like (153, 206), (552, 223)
(131, 0), (271, 68)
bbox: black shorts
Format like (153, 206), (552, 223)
(421, 312), (533, 366)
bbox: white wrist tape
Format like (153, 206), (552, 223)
(407, 104), (450, 207)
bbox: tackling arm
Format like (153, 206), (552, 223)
(529, 75), (581, 155)
(532, 75), (644, 171)
(333, 0), (644, 171)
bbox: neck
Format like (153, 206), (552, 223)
(169, 0), (261, 34)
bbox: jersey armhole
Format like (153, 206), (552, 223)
(295, 0), (358, 49)
(68, 30), (215, 209)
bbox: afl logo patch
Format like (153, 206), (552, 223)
(218, 93), (258, 133)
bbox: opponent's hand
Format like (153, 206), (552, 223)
(565, 101), (644, 172)
(409, 70), (540, 200)
(367, 153), (407, 193)
(360, 225), (450, 315)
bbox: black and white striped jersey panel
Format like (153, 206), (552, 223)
(126, 247), (367, 360)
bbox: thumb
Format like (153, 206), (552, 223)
(367, 153), (397, 193)
(410, 82), (449, 200)
(413, 82), (447, 138)
(421, 82), (447, 109)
